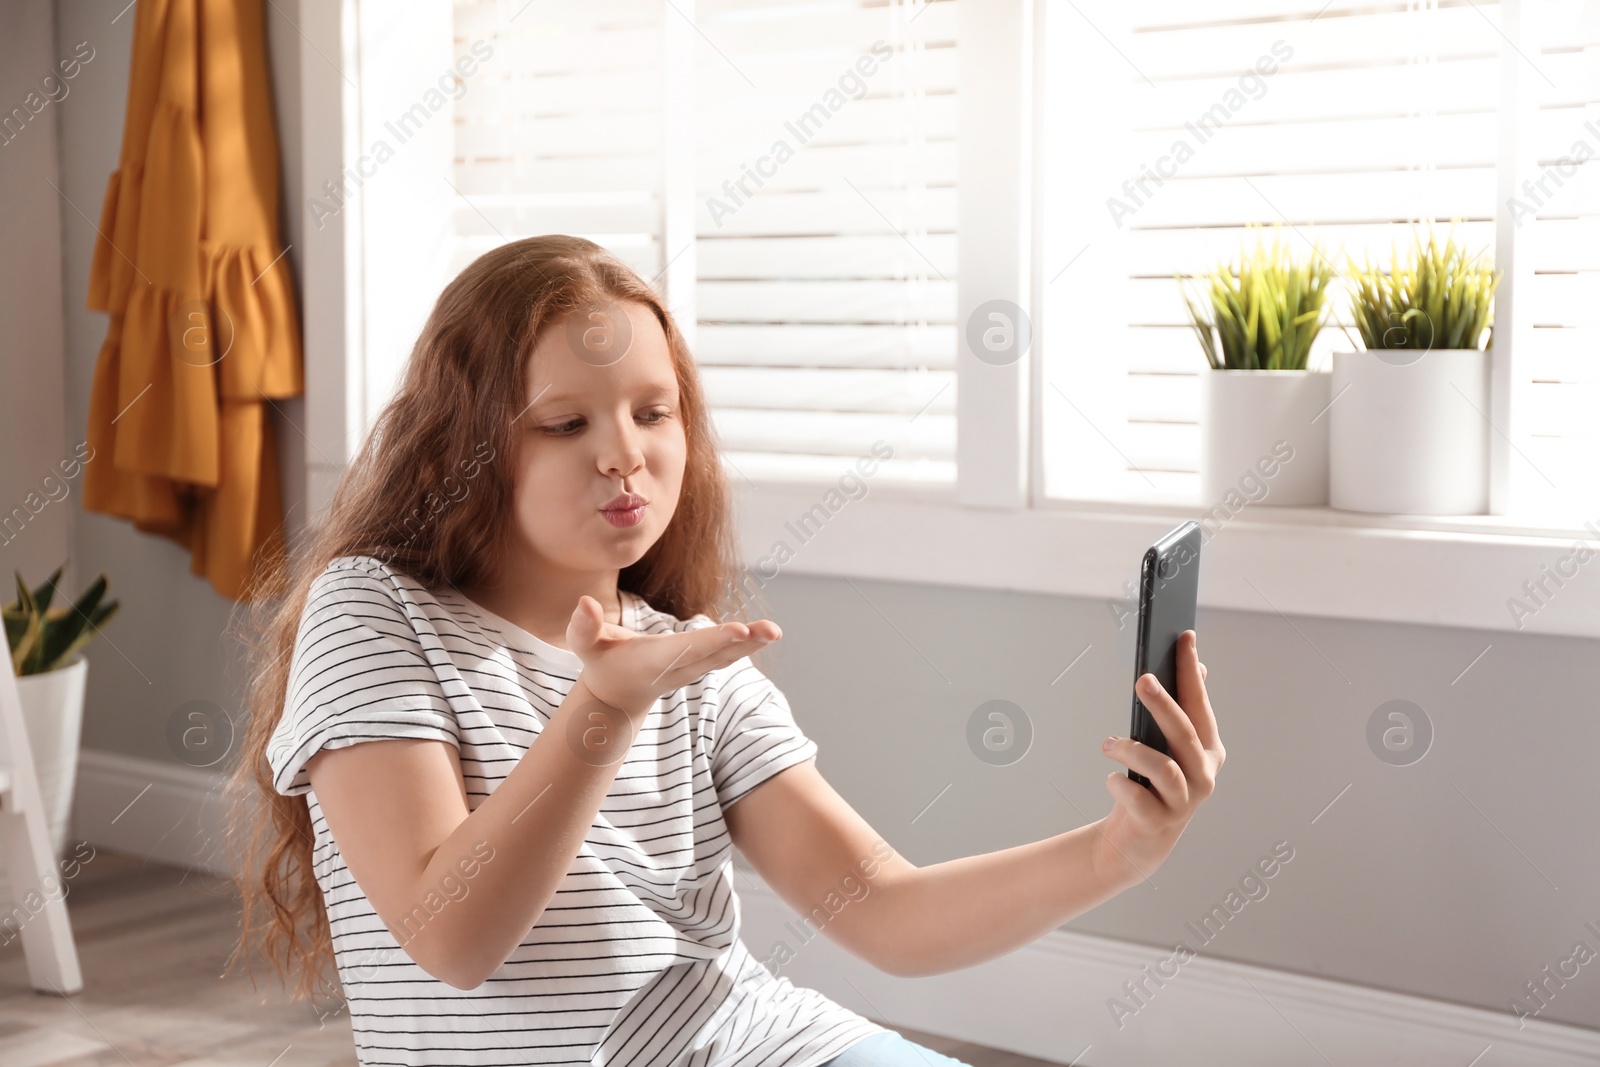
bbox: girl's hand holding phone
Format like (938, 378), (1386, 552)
(1095, 630), (1225, 885)
(565, 594), (781, 720)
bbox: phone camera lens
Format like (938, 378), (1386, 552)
(1156, 555), (1178, 580)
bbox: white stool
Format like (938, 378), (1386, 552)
(0, 646), (84, 994)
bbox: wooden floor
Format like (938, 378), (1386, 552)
(0, 849), (1065, 1066)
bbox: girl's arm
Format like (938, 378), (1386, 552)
(728, 760), (1144, 978)
(308, 599), (778, 991)
(307, 671), (635, 990)
(727, 631), (1223, 979)
(859, 814), (1154, 977)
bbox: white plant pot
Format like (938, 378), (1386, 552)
(6, 653), (87, 864)
(1200, 369), (1330, 507)
(1329, 349), (1490, 514)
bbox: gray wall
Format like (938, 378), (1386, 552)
(14, 0), (1596, 1039)
(754, 572), (1600, 1031)
(39, 0), (307, 764)
(1, 0), (72, 587)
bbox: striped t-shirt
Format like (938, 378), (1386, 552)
(267, 555), (890, 1066)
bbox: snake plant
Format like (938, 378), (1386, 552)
(1346, 224), (1499, 351)
(1179, 225), (1336, 371)
(3, 563), (119, 676)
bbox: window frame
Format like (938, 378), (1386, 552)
(298, 0), (1600, 638)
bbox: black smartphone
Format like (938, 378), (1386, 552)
(1128, 520), (1202, 790)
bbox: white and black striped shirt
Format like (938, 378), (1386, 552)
(267, 555), (889, 1066)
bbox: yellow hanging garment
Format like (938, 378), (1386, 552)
(84, 0), (303, 601)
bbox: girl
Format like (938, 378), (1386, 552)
(225, 235), (1224, 1067)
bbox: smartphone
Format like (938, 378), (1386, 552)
(1128, 520), (1202, 790)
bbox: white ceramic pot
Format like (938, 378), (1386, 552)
(1200, 369), (1330, 507)
(9, 653), (87, 862)
(1329, 349), (1490, 514)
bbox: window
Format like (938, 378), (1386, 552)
(1520, 0), (1600, 517)
(694, 0), (957, 487)
(449, 0), (958, 488)
(451, 1), (669, 289)
(300, 0), (1600, 636)
(1039, 0), (1600, 520)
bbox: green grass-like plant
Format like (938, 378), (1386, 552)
(3, 563), (119, 676)
(1179, 225), (1335, 371)
(1346, 223), (1499, 351)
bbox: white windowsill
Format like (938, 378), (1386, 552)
(730, 480), (1600, 639)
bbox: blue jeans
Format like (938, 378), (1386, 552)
(819, 1031), (975, 1067)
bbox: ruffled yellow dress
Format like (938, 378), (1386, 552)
(84, 0), (303, 601)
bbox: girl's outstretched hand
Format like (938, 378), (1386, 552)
(1094, 630), (1224, 886)
(566, 595), (781, 719)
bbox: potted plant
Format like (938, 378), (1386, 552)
(1180, 226), (1336, 507)
(2, 563), (118, 862)
(1331, 224), (1500, 514)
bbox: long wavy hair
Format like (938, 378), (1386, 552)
(221, 234), (755, 1004)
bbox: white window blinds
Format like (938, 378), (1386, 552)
(451, 1), (669, 287)
(1041, 0), (1599, 518)
(1520, 0), (1600, 517)
(692, 0), (957, 486)
(451, 0), (958, 488)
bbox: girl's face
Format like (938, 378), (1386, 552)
(508, 299), (687, 577)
